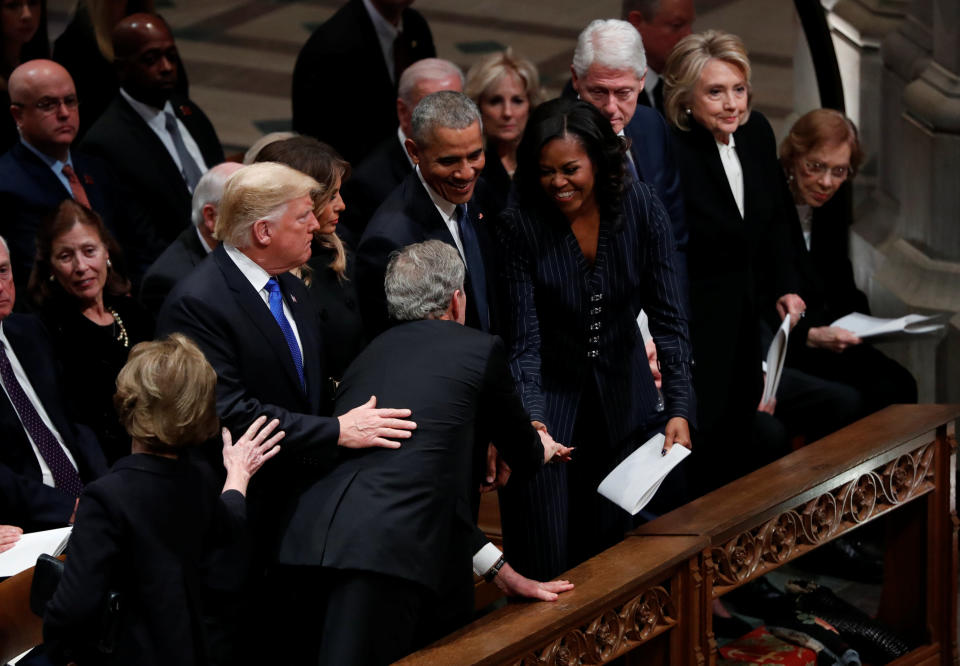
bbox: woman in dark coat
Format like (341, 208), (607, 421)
(29, 199), (153, 465)
(662, 30), (800, 491)
(777, 109), (916, 414)
(43, 334), (283, 665)
(496, 98), (694, 581)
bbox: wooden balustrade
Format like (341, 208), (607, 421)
(403, 404), (960, 665)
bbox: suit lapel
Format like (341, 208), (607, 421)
(735, 129), (762, 225)
(279, 272), (322, 410)
(213, 247), (307, 398)
(11, 142), (70, 205)
(352, 0), (394, 91)
(114, 96), (190, 197)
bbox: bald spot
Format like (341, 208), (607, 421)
(8, 60), (74, 104)
(113, 13), (173, 61)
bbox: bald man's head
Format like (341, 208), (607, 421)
(8, 60), (79, 161)
(113, 13), (179, 108)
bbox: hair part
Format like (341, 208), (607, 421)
(242, 131), (297, 165)
(662, 29), (752, 131)
(27, 199), (130, 307)
(572, 19), (647, 80)
(779, 108), (865, 176)
(114, 333), (219, 452)
(385, 240), (465, 322)
(464, 48), (543, 110)
(410, 90), (482, 148)
(214, 162), (321, 249)
(399, 58), (464, 107)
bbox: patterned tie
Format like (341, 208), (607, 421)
(60, 164), (91, 208)
(164, 111), (204, 193)
(0, 342), (83, 497)
(455, 204), (489, 331)
(624, 150), (641, 184)
(265, 279), (305, 388)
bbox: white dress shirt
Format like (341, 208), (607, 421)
(223, 244), (303, 355)
(716, 134), (744, 219)
(119, 88), (209, 183)
(415, 166), (467, 262)
(0, 323), (78, 487)
(796, 204), (813, 251)
(362, 0), (402, 84)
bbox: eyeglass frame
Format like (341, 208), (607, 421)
(10, 95), (80, 115)
(800, 159), (852, 180)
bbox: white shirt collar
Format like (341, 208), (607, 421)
(196, 227), (214, 254)
(120, 87), (174, 126)
(415, 165), (457, 220)
(224, 243), (273, 293)
(644, 69), (660, 106)
(716, 132), (736, 152)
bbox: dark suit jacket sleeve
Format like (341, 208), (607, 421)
(480, 336), (544, 480)
(158, 292), (341, 465)
(495, 211), (548, 428)
(355, 229), (402, 337)
(0, 463), (76, 529)
(630, 184), (696, 425)
(43, 486), (120, 661)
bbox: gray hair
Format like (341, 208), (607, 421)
(572, 19), (647, 80)
(385, 240), (465, 322)
(0, 235), (8, 254)
(410, 91), (482, 147)
(191, 163), (241, 228)
(399, 58), (464, 107)
(621, 0), (661, 20)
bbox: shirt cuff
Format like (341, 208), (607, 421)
(472, 542), (503, 577)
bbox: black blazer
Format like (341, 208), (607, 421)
(0, 141), (157, 293)
(497, 180), (694, 448)
(0, 315), (107, 531)
(279, 320), (543, 605)
(139, 226), (209, 315)
(356, 172), (497, 336)
(156, 245), (339, 556)
(80, 93), (224, 251)
(671, 111), (798, 432)
(291, 0), (435, 165)
(340, 134), (412, 240)
(44, 454), (246, 666)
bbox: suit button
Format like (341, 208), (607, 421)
(589, 336), (599, 344)
(587, 350), (599, 359)
(590, 322), (601, 331)
(590, 293), (603, 302)
(590, 306), (602, 315)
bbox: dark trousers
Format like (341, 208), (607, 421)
(498, 382), (662, 581)
(775, 366), (863, 443)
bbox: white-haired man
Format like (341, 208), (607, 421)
(342, 58), (465, 238)
(570, 18), (688, 287)
(139, 161), (243, 313)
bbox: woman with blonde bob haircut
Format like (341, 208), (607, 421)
(466, 48), (543, 214)
(662, 29), (802, 493)
(44, 334), (284, 666)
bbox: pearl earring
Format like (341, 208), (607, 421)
(685, 107), (692, 115)
(106, 258), (112, 269)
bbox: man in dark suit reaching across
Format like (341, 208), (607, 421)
(280, 240), (574, 664)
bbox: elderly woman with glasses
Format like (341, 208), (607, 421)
(775, 108), (916, 416)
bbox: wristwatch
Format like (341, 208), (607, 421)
(484, 556), (506, 583)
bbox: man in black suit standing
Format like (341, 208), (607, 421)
(0, 60), (156, 293)
(623, 0), (695, 112)
(82, 13), (224, 258)
(156, 162), (416, 662)
(280, 240), (573, 664)
(357, 90), (493, 337)
(341, 57), (463, 239)
(0, 236), (107, 531)
(292, 0), (435, 165)
(139, 161), (243, 314)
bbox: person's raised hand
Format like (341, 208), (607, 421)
(337, 395), (416, 449)
(222, 415), (284, 493)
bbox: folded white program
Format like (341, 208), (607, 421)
(597, 433), (690, 515)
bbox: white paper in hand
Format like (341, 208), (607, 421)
(761, 315), (791, 405)
(830, 312), (944, 339)
(597, 434), (690, 515)
(0, 526), (71, 577)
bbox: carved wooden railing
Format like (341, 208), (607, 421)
(403, 404), (959, 666)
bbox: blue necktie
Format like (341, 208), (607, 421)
(0, 342), (83, 497)
(265, 279), (305, 388)
(455, 204), (490, 331)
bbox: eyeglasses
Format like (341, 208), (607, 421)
(801, 160), (851, 180)
(12, 95), (80, 115)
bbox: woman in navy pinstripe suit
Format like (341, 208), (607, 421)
(495, 99), (695, 581)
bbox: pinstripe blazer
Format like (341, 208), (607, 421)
(496, 179), (695, 448)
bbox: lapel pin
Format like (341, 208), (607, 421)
(291, 295), (298, 304)
(179, 105), (193, 117)
(84, 174), (95, 185)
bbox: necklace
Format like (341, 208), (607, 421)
(106, 306), (130, 348)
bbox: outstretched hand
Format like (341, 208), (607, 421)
(337, 396), (416, 449)
(0, 525), (22, 553)
(537, 428), (573, 463)
(492, 561), (574, 601)
(222, 415), (284, 494)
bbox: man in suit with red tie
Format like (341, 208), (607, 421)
(0, 60), (157, 294)
(0, 236), (107, 531)
(157, 162), (416, 663)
